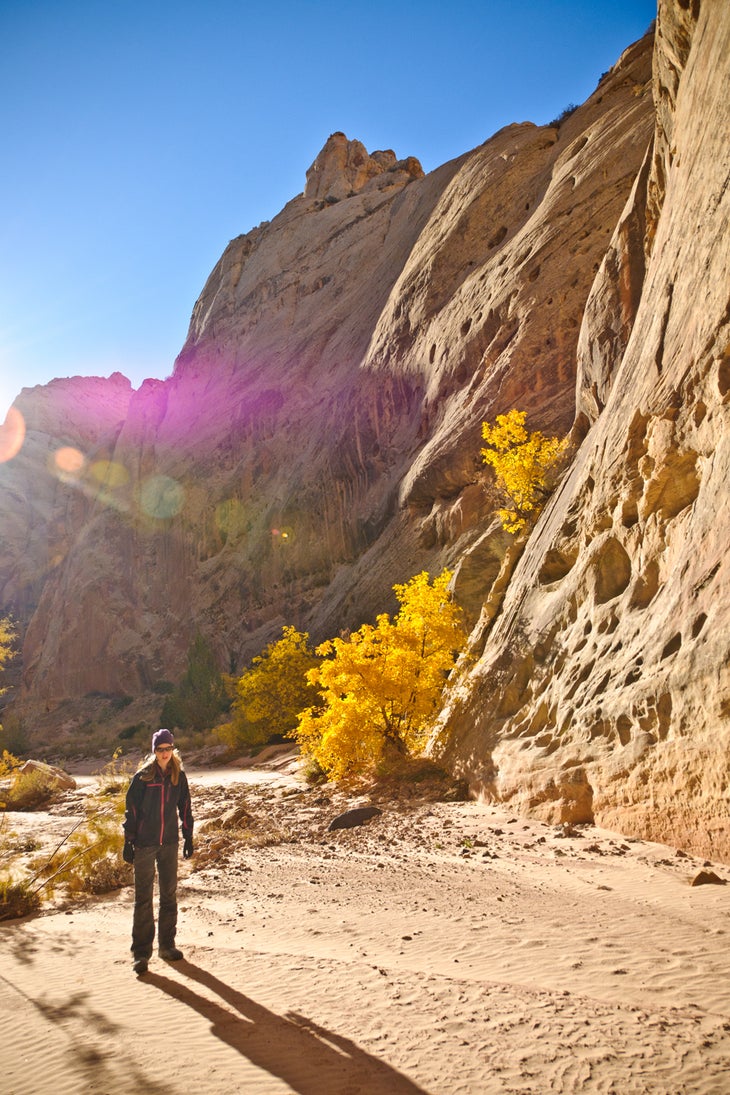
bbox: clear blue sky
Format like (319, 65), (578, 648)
(0, 0), (656, 422)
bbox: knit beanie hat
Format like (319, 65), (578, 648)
(152, 728), (174, 751)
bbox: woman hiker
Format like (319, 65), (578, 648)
(123, 729), (194, 975)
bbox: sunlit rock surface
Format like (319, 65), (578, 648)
(1, 30), (653, 722)
(432, 0), (730, 863)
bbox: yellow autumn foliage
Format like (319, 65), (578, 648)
(220, 626), (321, 749)
(291, 569), (467, 779)
(481, 409), (567, 533)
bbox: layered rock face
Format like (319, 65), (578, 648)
(433, 0), (730, 862)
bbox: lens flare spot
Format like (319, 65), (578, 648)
(215, 498), (248, 539)
(271, 525), (294, 544)
(90, 460), (129, 488)
(140, 475), (185, 519)
(54, 446), (85, 475)
(0, 407), (26, 463)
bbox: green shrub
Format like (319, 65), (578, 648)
(118, 723), (145, 740)
(109, 695), (134, 711)
(549, 102), (578, 127)
(151, 680), (176, 695)
(0, 716), (27, 756)
(161, 633), (229, 731)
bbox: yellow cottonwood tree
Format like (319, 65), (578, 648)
(292, 570), (467, 779)
(481, 409), (567, 533)
(221, 626), (321, 749)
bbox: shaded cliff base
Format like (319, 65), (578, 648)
(1, 761), (729, 1094)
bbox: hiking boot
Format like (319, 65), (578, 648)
(158, 946), (183, 961)
(133, 957), (148, 975)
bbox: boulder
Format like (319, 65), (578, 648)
(19, 760), (76, 791)
(328, 806), (382, 831)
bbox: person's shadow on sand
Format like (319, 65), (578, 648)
(144, 960), (430, 1095)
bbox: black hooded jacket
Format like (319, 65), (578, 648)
(123, 762), (193, 848)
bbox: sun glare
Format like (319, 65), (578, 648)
(54, 446), (85, 475)
(215, 498), (248, 538)
(0, 406), (26, 463)
(90, 459), (130, 488)
(140, 474), (185, 519)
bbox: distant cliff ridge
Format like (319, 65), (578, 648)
(1, 1), (728, 861)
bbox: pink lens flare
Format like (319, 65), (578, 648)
(54, 446), (85, 475)
(0, 407), (26, 463)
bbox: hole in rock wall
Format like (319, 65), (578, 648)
(616, 714), (632, 746)
(628, 560), (661, 609)
(590, 671), (612, 700)
(654, 693), (673, 740)
(654, 282), (674, 375)
(568, 135), (589, 159)
(691, 612), (707, 638)
(592, 538), (632, 604)
(597, 612), (619, 635)
(488, 225), (508, 248)
(717, 349), (730, 400)
(694, 561), (720, 593)
(660, 633), (682, 660)
(588, 717), (612, 741)
(538, 546), (579, 585)
(621, 497), (640, 529)
(564, 659), (595, 702)
(625, 663), (643, 686)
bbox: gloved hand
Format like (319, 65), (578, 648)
(122, 841), (135, 864)
(183, 835), (194, 859)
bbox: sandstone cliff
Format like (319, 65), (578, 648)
(432, 0), (730, 863)
(1, 31), (653, 725)
(1, 2), (727, 864)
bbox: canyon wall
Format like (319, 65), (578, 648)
(0, 30), (653, 724)
(432, 0), (730, 863)
(1, 2), (727, 864)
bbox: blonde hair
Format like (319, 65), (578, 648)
(137, 748), (183, 786)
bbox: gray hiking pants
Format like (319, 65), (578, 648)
(131, 843), (178, 958)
